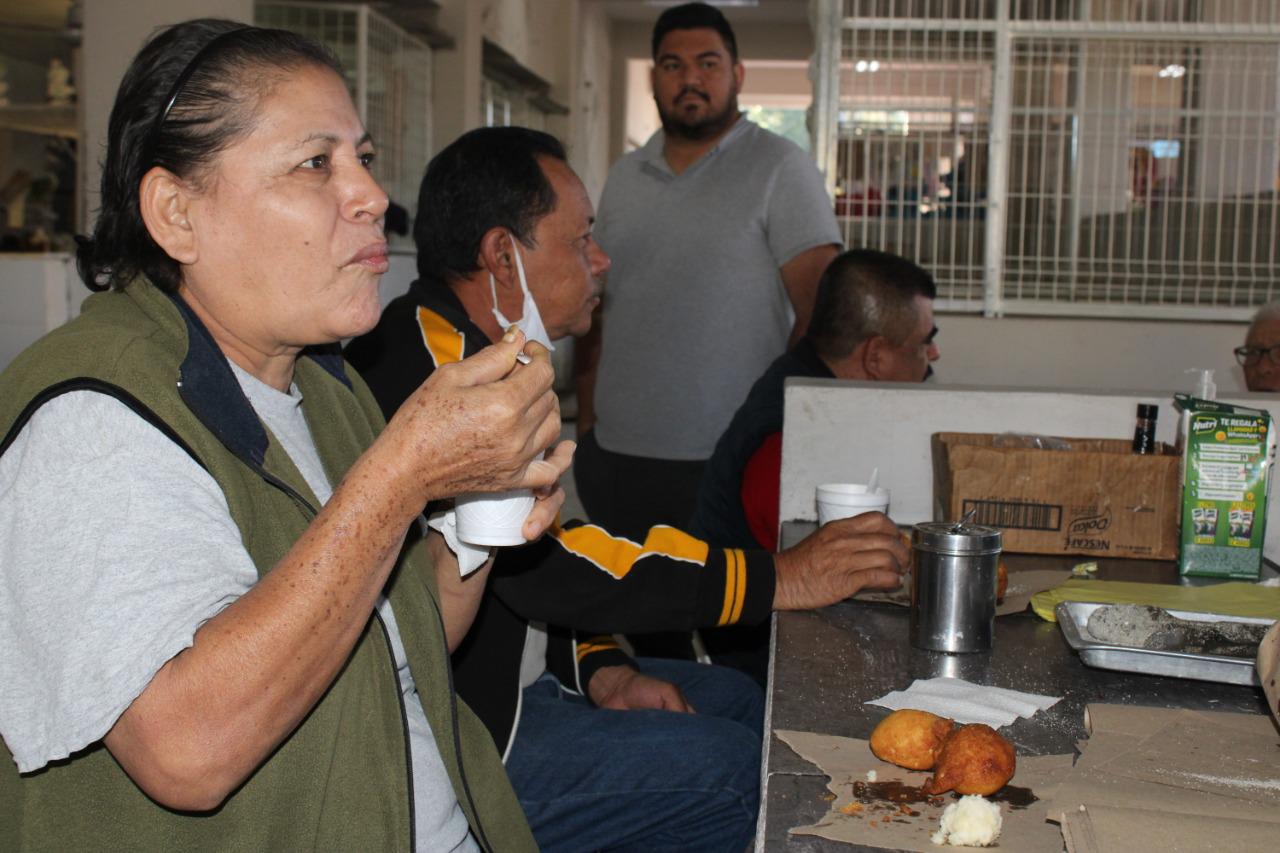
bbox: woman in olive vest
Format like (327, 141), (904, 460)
(0, 19), (569, 852)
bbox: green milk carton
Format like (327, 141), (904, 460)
(1175, 394), (1276, 579)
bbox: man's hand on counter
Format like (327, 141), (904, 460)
(771, 512), (909, 611)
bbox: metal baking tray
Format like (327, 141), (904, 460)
(1056, 600), (1275, 686)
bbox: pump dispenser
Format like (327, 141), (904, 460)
(1185, 368), (1217, 401)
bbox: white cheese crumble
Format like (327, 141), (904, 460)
(930, 795), (1002, 847)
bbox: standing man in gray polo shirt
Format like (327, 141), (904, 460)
(574, 2), (841, 551)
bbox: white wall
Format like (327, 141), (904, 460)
(432, 0), (608, 199)
(479, 0), (529, 63)
(478, 0), (575, 99)
(81, 0), (253, 230)
(935, 313), (1249, 395)
(0, 254), (82, 371)
(433, 0), (484, 150)
(567, 0), (613, 203)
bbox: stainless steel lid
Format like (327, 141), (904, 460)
(912, 521), (1003, 555)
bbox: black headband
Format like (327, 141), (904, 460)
(148, 27), (252, 150)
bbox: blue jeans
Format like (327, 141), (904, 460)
(504, 657), (764, 852)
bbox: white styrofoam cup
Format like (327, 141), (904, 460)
(454, 488), (536, 546)
(816, 482), (890, 526)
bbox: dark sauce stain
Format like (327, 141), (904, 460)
(989, 784), (1038, 809)
(850, 780), (1038, 811)
(851, 780), (945, 808)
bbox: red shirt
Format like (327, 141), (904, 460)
(740, 431), (784, 551)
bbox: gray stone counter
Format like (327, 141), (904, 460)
(759, 523), (1274, 851)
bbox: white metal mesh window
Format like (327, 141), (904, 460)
(1006, 37), (1280, 312)
(256, 2), (432, 226)
(481, 77), (520, 127)
(836, 24), (995, 302)
(816, 0), (1280, 319)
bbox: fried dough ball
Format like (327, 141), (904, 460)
(924, 724), (1016, 796)
(996, 560), (1008, 603)
(869, 709), (956, 771)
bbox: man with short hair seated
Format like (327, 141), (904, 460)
(689, 249), (940, 680)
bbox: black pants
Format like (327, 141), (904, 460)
(573, 429), (708, 660)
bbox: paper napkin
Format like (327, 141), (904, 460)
(426, 509), (493, 576)
(866, 676), (1060, 728)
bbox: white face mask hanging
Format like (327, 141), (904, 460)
(489, 234), (555, 351)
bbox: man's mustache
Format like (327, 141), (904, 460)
(676, 87), (710, 103)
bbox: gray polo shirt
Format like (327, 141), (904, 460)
(592, 118), (841, 460)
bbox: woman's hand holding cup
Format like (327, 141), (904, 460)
(379, 329), (569, 509)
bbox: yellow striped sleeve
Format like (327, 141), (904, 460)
(552, 524), (710, 579)
(728, 548), (747, 624)
(718, 549), (747, 626)
(416, 306), (465, 367)
(575, 636), (621, 662)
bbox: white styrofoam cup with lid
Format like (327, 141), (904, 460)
(816, 482), (890, 525)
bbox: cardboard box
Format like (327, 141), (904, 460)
(932, 432), (1181, 560)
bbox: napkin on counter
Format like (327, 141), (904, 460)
(1030, 578), (1280, 622)
(866, 676), (1061, 728)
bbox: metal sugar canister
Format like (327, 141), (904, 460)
(910, 521), (1003, 653)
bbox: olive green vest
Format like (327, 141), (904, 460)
(0, 279), (536, 852)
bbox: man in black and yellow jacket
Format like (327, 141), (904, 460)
(345, 127), (908, 852)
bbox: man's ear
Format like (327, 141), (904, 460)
(477, 227), (518, 290)
(828, 338), (875, 381)
(138, 166), (198, 265)
(861, 335), (891, 381)
(733, 61), (745, 92)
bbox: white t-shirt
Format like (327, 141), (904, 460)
(0, 364), (476, 853)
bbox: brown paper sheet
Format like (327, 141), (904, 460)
(1060, 804), (1279, 853)
(776, 729), (1075, 851)
(1044, 704), (1280, 850)
(855, 568), (1073, 617)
